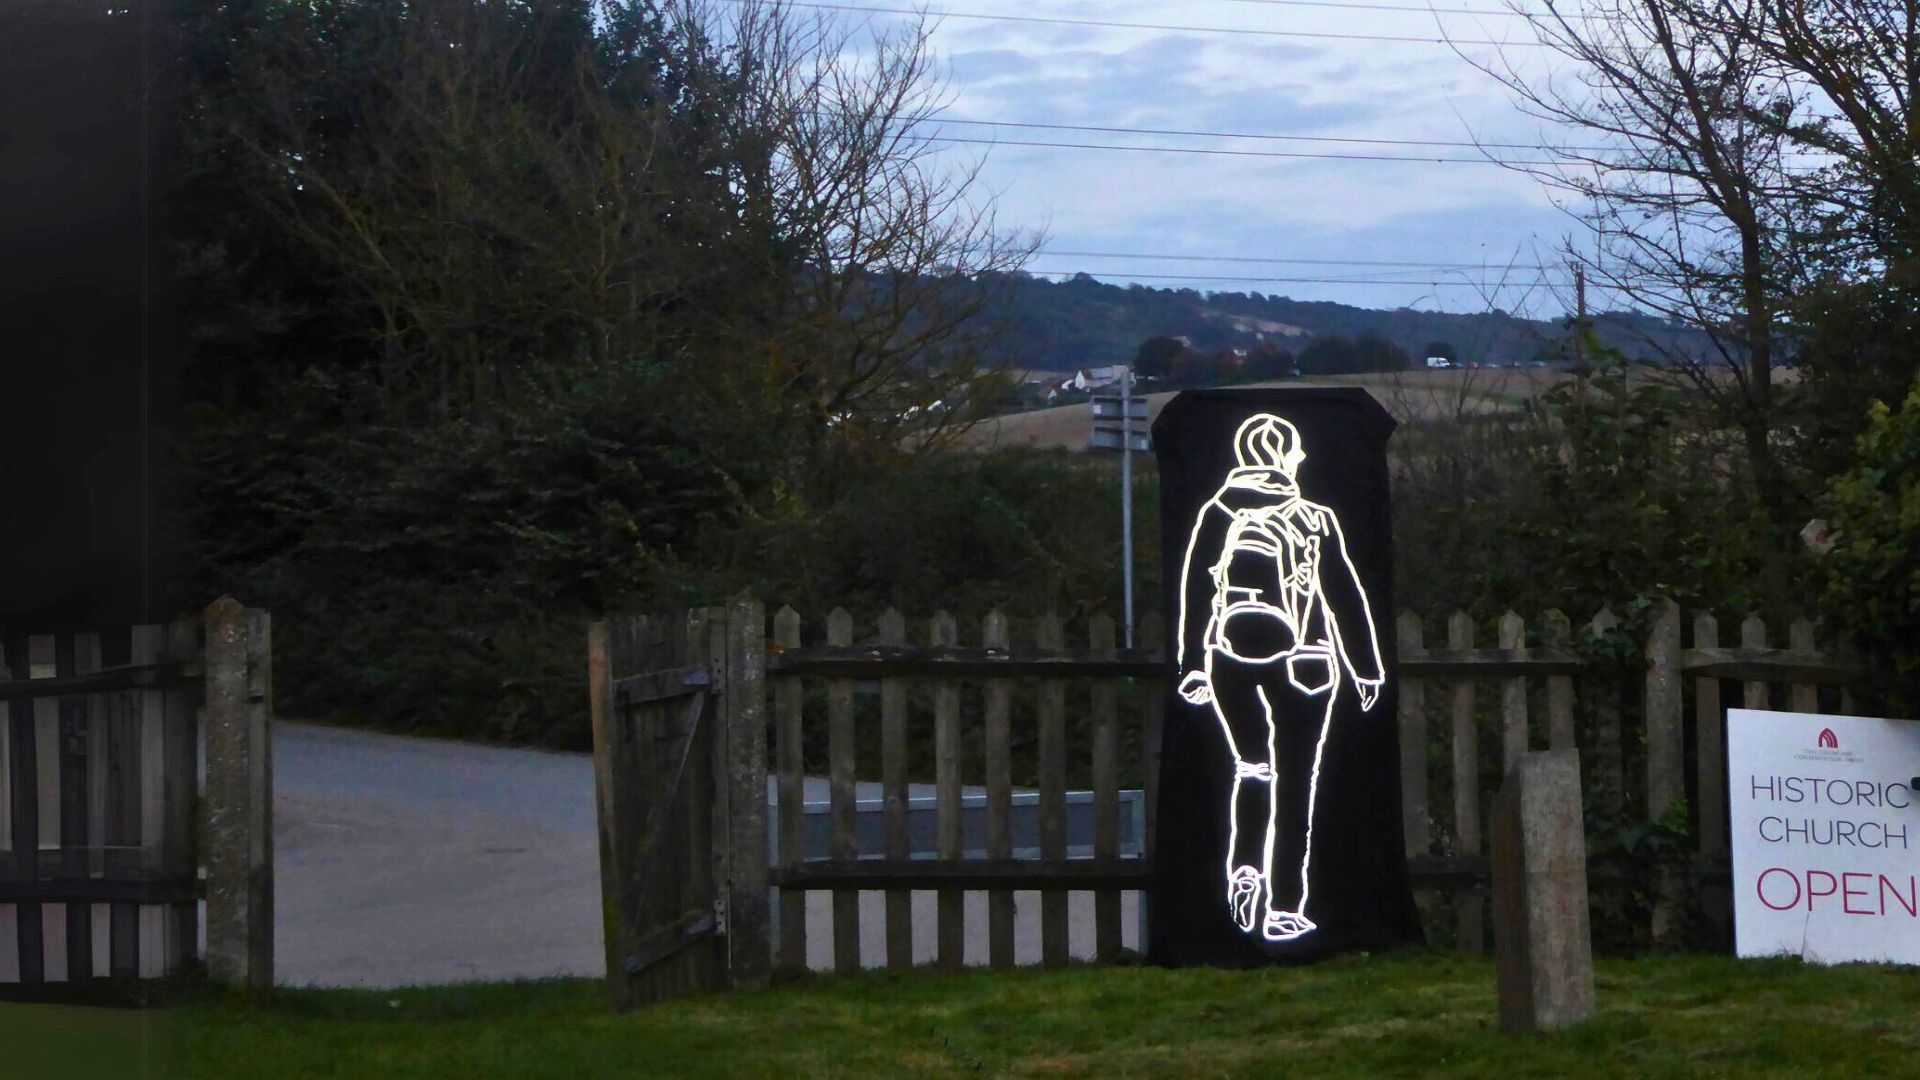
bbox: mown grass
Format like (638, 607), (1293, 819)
(168, 950), (1920, 1078)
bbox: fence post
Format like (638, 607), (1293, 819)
(878, 609), (912, 971)
(772, 607), (806, 975)
(1448, 611), (1483, 954)
(162, 616), (201, 974)
(1644, 599), (1683, 946)
(1499, 611), (1529, 771)
(724, 596), (770, 988)
(203, 597), (273, 991)
(1396, 612), (1429, 858)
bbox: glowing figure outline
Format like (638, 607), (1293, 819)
(1175, 413), (1385, 942)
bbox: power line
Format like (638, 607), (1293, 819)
(919, 115), (1631, 155)
(1038, 249), (1558, 270)
(1220, 0), (1553, 15)
(739, 1), (1555, 46)
(907, 133), (1571, 165)
(1026, 270), (1571, 287)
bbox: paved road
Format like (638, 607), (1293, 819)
(275, 722), (1139, 988)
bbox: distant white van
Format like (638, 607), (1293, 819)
(1425, 356), (1452, 370)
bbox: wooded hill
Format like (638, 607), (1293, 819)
(984, 271), (1711, 371)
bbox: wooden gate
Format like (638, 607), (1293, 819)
(588, 601), (768, 1010)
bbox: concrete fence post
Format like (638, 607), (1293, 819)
(1492, 749), (1595, 1032)
(203, 597), (273, 991)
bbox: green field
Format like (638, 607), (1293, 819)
(159, 950), (1920, 1077)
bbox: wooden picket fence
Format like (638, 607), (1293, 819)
(0, 597), (277, 1001)
(590, 597), (1863, 1008)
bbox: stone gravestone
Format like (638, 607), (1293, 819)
(1148, 388), (1422, 966)
(1491, 749), (1595, 1031)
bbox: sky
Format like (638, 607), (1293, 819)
(818, 0), (1607, 316)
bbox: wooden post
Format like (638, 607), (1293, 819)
(1449, 611), (1483, 953)
(723, 596), (769, 988)
(60, 632), (96, 983)
(1643, 600), (1683, 946)
(1035, 613), (1068, 968)
(772, 608), (806, 974)
(587, 618), (630, 1008)
(982, 611), (1015, 970)
(1693, 614), (1726, 857)
(203, 597), (273, 992)
(826, 609), (859, 973)
(162, 616), (200, 974)
(1090, 614), (1121, 963)
(1542, 611), (1576, 751)
(1741, 616), (1770, 710)
(932, 611), (963, 970)
(878, 610), (911, 971)
(1789, 620), (1818, 713)
(1396, 613), (1429, 858)
(1588, 608), (1624, 820)
(1499, 611), (1529, 772)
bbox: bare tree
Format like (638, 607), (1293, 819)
(1457, 0), (1807, 504)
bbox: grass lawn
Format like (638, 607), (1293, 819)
(169, 950), (1920, 1078)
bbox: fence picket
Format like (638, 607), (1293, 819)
(1090, 614), (1121, 963)
(1790, 620), (1818, 713)
(878, 610), (911, 971)
(1742, 615), (1770, 709)
(1644, 600), (1684, 946)
(932, 612), (963, 970)
(772, 607), (805, 974)
(1034, 614), (1068, 967)
(1499, 612), (1528, 771)
(1396, 613), (1429, 858)
(826, 609), (859, 974)
(982, 611), (1015, 970)
(1447, 612), (1482, 953)
(1588, 608), (1624, 820)
(1693, 614), (1726, 856)
(1542, 611), (1575, 750)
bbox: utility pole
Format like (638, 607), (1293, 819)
(1120, 365), (1135, 650)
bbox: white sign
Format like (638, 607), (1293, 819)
(1728, 708), (1920, 965)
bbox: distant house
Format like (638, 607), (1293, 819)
(1072, 364), (1131, 392)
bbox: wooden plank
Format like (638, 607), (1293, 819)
(877, 609), (911, 971)
(932, 612), (964, 971)
(1680, 649), (1861, 683)
(107, 629), (144, 980)
(826, 609), (859, 974)
(699, 607), (729, 994)
(772, 608), (806, 975)
(1588, 608), (1624, 821)
(1741, 616), (1770, 709)
(771, 859), (1155, 891)
(982, 611), (1015, 971)
(1089, 614), (1121, 963)
(1644, 600), (1684, 947)
(1498, 612), (1528, 771)
(1137, 612), (1166, 956)
(1035, 614), (1069, 967)
(134, 625), (167, 979)
(588, 618), (632, 1010)
(1542, 611), (1576, 750)
(1447, 612), (1483, 954)
(770, 647), (1163, 680)
(9, 639), (43, 984)
(1645, 600), (1684, 822)
(59, 633), (94, 984)
(1693, 614), (1727, 856)
(160, 614), (201, 975)
(1789, 620), (1818, 713)
(1397, 614), (1429, 858)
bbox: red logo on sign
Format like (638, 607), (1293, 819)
(1818, 728), (1839, 749)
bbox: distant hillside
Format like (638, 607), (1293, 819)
(981, 272), (1710, 372)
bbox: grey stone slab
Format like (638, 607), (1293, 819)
(1492, 748), (1595, 1032)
